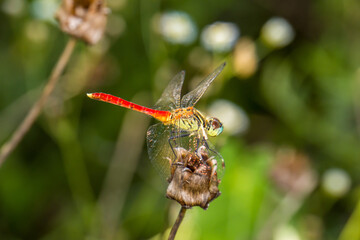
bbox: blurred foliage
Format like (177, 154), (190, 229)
(1, 0), (360, 239)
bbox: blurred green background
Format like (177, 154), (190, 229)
(1, 0), (360, 239)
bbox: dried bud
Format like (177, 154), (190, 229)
(233, 37), (258, 78)
(166, 146), (221, 210)
(270, 148), (317, 197)
(55, 0), (108, 45)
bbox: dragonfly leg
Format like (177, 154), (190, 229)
(195, 137), (201, 156)
(168, 131), (190, 162)
(203, 138), (225, 169)
(206, 157), (218, 178)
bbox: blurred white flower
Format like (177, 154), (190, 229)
(31, 0), (58, 22)
(322, 168), (351, 197)
(274, 225), (301, 240)
(233, 37), (258, 78)
(261, 17), (295, 48)
(208, 99), (249, 135)
(2, 0), (25, 16)
(201, 22), (240, 53)
(158, 11), (197, 45)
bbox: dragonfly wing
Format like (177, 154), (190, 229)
(154, 70), (185, 110)
(146, 123), (173, 179)
(181, 62), (226, 108)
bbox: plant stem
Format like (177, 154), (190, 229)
(0, 38), (77, 167)
(168, 207), (187, 240)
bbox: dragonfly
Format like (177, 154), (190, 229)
(87, 63), (226, 180)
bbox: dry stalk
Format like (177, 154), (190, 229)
(168, 207), (187, 240)
(0, 38), (77, 167)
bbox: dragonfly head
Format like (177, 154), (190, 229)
(206, 117), (223, 137)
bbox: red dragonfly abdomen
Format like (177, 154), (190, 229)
(87, 92), (171, 122)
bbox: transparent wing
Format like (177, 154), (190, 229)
(153, 70), (185, 110)
(146, 123), (174, 179)
(181, 62), (226, 108)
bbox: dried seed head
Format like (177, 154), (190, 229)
(270, 148), (317, 197)
(55, 0), (108, 45)
(166, 146), (221, 210)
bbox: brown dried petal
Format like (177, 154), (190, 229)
(55, 0), (108, 45)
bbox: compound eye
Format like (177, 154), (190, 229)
(211, 118), (222, 130)
(207, 117), (223, 136)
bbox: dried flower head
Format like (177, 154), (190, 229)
(233, 37), (258, 78)
(270, 148), (317, 197)
(166, 146), (221, 210)
(55, 0), (108, 45)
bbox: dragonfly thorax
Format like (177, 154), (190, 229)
(167, 107), (223, 137)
